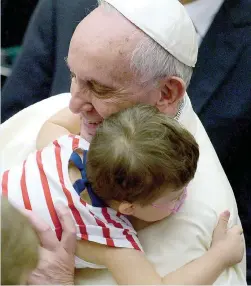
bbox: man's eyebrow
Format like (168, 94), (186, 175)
(63, 57), (127, 98)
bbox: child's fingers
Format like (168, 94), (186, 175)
(228, 225), (243, 235)
(219, 210), (231, 223)
(214, 210), (230, 235)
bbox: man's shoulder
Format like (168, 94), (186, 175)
(180, 97), (237, 215)
(191, 116), (238, 217)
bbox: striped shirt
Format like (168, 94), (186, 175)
(1, 135), (142, 268)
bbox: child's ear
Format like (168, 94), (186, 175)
(118, 202), (135, 216)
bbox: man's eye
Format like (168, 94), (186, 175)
(86, 80), (113, 97)
(86, 80), (103, 95)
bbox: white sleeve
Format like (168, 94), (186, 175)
(0, 93), (71, 171)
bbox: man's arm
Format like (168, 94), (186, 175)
(36, 107), (80, 149)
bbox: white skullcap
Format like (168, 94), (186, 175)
(105, 0), (198, 67)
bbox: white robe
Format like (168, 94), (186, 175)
(0, 93), (246, 285)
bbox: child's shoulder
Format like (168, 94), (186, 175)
(45, 134), (90, 153)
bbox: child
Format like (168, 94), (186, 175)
(1, 104), (244, 284)
(1, 197), (39, 285)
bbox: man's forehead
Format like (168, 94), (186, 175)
(73, 6), (141, 49)
(68, 6), (143, 86)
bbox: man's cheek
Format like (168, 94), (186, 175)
(97, 104), (116, 119)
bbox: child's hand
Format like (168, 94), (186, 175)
(211, 210), (244, 267)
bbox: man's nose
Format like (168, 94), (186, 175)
(82, 103), (93, 112)
(69, 95), (93, 114)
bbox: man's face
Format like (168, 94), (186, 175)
(67, 6), (184, 141)
(67, 7), (159, 140)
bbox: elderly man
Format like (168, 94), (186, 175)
(0, 0), (247, 284)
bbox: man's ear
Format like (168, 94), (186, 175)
(118, 202), (135, 216)
(156, 76), (186, 116)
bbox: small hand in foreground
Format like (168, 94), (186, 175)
(23, 205), (76, 285)
(211, 210), (244, 267)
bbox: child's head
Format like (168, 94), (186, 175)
(1, 197), (39, 285)
(87, 104), (199, 222)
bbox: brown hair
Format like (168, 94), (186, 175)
(87, 104), (199, 205)
(1, 197), (39, 285)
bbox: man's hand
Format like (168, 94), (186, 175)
(23, 205), (76, 285)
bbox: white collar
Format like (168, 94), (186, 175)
(184, 0), (224, 44)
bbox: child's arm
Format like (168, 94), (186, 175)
(76, 211), (244, 285)
(36, 107), (80, 149)
(104, 245), (225, 285)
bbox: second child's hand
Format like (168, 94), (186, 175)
(22, 205), (76, 285)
